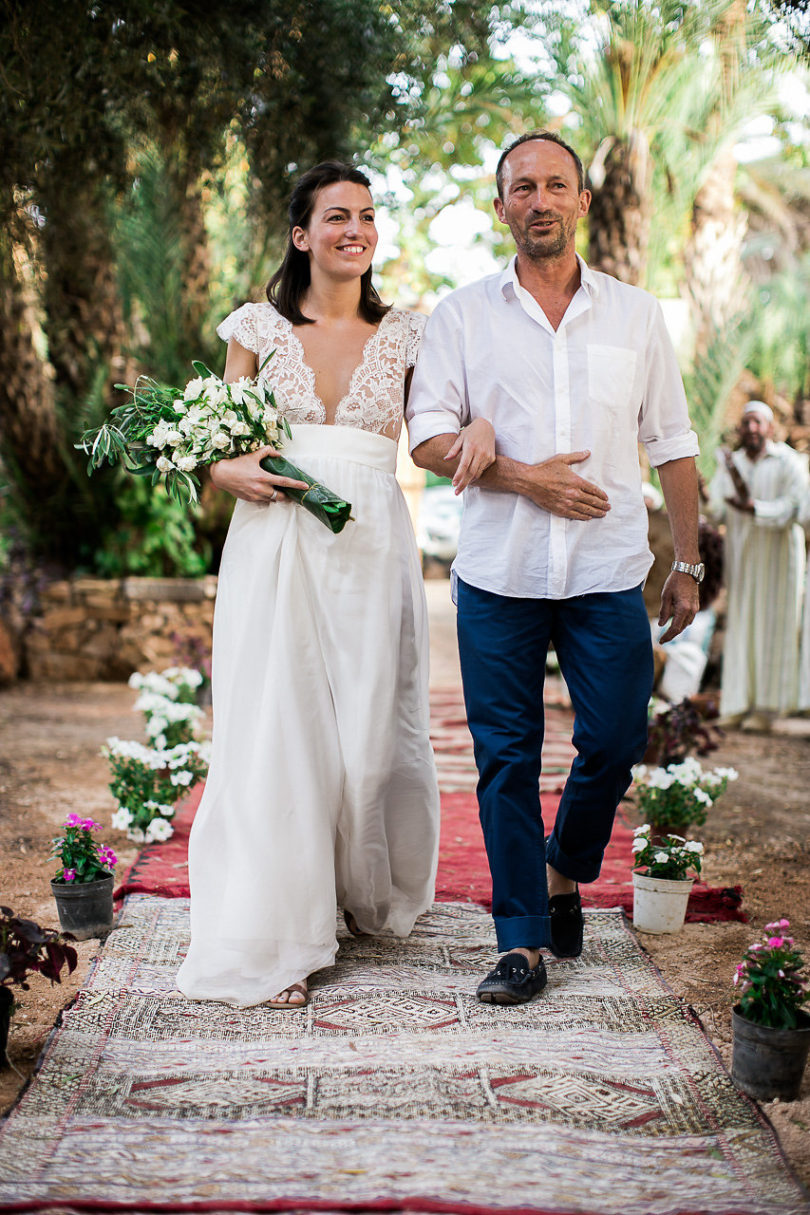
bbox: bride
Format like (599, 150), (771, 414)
(176, 161), (494, 1008)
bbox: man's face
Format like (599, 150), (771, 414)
(738, 411), (772, 458)
(494, 140), (591, 263)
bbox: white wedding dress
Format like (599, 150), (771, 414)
(176, 303), (440, 1007)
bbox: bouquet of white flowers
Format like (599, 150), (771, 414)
(77, 361), (353, 533)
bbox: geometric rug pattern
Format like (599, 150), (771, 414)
(0, 897), (804, 1214)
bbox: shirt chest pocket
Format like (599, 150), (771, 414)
(587, 345), (638, 415)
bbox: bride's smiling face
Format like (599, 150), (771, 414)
(292, 182), (378, 281)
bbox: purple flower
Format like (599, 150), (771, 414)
(98, 846), (118, 868)
(63, 868), (77, 882)
(80, 818), (101, 832)
(64, 814), (82, 828)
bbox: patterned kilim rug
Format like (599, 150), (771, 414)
(1, 897), (804, 1215)
(116, 687), (746, 922)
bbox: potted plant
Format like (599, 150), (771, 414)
(631, 756), (737, 838)
(0, 907), (78, 1067)
(644, 696), (723, 767)
(631, 825), (704, 934)
(731, 919), (810, 1101)
(51, 815), (118, 940)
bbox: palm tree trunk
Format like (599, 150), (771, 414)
(587, 131), (652, 286)
(0, 230), (66, 496)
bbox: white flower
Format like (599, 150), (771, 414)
(111, 808), (133, 830)
(211, 431), (231, 450)
(653, 851), (670, 864)
(156, 455), (174, 473)
(693, 787), (713, 806)
(164, 429), (183, 447)
(230, 421), (251, 437)
(184, 376), (205, 400)
(684, 841), (704, 854)
(714, 767), (739, 782)
(127, 827), (146, 844)
(170, 769), (193, 787)
(648, 770), (674, 790)
(145, 818), (174, 843)
(633, 824), (651, 837)
(173, 398), (187, 414)
(631, 838), (647, 853)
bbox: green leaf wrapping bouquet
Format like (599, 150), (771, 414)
(77, 360), (353, 533)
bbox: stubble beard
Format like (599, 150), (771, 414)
(514, 214), (574, 263)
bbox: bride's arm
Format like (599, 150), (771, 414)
(210, 339), (307, 503)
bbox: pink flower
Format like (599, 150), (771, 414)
(64, 814), (82, 827)
(765, 919), (790, 933)
(767, 937), (785, 949)
(63, 868), (77, 882)
(748, 942), (763, 952)
(80, 818), (100, 832)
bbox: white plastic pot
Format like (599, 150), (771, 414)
(632, 872), (693, 934)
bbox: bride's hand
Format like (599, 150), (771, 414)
(210, 447), (308, 503)
(445, 418), (496, 493)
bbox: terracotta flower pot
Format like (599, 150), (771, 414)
(632, 872), (693, 934)
(50, 873), (114, 940)
(731, 1005), (810, 1102)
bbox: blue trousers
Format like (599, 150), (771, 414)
(456, 578), (653, 952)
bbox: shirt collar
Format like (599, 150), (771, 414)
(500, 252), (600, 301)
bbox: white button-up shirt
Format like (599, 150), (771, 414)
(406, 256), (699, 600)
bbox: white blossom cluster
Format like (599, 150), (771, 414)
(632, 757), (738, 803)
(128, 667), (203, 699)
(146, 373), (282, 480)
(632, 824), (704, 880)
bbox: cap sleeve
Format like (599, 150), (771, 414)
(216, 303), (260, 354)
(404, 310), (427, 368)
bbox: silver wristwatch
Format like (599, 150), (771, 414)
(671, 560), (705, 583)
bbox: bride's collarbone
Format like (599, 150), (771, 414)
(292, 318), (380, 413)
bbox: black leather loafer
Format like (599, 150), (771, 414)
(476, 951), (548, 1005)
(548, 887), (583, 958)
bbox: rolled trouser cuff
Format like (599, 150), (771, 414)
(494, 914), (550, 952)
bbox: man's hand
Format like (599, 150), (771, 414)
(515, 451), (610, 520)
(725, 495), (755, 514)
(658, 570), (700, 643)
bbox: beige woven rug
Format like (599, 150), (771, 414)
(0, 896), (807, 1214)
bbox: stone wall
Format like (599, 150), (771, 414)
(20, 576), (216, 682)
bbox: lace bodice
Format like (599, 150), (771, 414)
(217, 302), (425, 442)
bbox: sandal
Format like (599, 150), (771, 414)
(343, 909), (367, 938)
(266, 982), (308, 1010)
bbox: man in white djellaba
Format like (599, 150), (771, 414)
(708, 401), (808, 731)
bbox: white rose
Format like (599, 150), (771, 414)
(212, 432), (231, 450)
(156, 456), (174, 473)
(173, 454), (198, 472)
(164, 429), (183, 447)
(184, 376), (205, 400)
(230, 421), (251, 437)
(173, 398), (187, 414)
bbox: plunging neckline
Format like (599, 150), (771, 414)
(282, 311), (393, 425)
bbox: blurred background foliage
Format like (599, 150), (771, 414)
(1, 0), (809, 579)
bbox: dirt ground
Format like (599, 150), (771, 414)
(1, 671), (809, 1190)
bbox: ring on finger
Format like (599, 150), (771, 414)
(270, 488), (278, 502)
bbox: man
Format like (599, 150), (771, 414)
(709, 401), (807, 731)
(406, 132), (702, 1005)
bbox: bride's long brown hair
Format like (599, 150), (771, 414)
(267, 162), (390, 326)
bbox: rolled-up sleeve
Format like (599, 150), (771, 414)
(638, 302), (699, 467)
(405, 299), (469, 453)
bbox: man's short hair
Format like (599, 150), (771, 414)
(496, 132), (585, 198)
